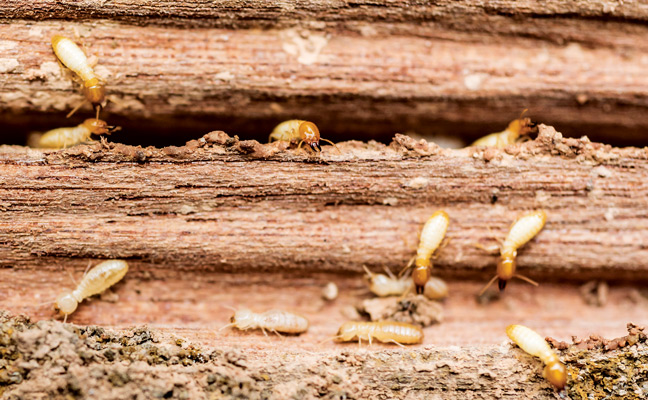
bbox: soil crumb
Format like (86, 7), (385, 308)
(357, 294), (443, 327)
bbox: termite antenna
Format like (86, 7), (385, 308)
(319, 138), (342, 154)
(94, 105), (101, 121)
(362, 265), (373, 279)
(218, 322), (235, 332)
(479, 275), (499, 297)
(514, 274), (539, 287)
(222, 305), (237, 312)
(317, 335), (341, 346)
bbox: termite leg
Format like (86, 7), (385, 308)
(320, 138), (342, 154)
(474, 242), (500, 254)
(479, 275), (499, 297)
(63, 314), (68, 324)
(514, 274), (539, 287)
(82, 260), (92, 278)
(382, 266), (396, 279)
(66, 99), (87, 118)
(95, 104), (101, 121)
(261, 327), (268, 337)
(66, 270), (77, 286)
(398, 256), (416, 277)
(388, 339), (406, 348)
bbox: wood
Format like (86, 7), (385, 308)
(2, 1), (648, 144)
(1, 309), (647, 399)
(0, 126), (647, 280)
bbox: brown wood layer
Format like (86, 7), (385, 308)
(1, 18), (648, 144)
(0, 125), (647, 280)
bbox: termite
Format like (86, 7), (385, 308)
(410, 210), (450, 294)
(55, 260), (129, 322)
(471, 110), (536, 148)
(51, 34), (106, 120)
(423, 276), (449, 300)
(479, 210), (546, 295)
(363, 265), (412, 297)
(363, 266), (448, 300)
(38, 118), (119, 149)
(334, 321), (423, 346)
(506, 324), (567, 390)
(223, 309), (309, 335)
(268, 119), (340, 153)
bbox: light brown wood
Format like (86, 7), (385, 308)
(0, 126), (647, 279)
(1, 1), (648, 144)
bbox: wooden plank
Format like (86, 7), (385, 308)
(0, 126), (647, 280)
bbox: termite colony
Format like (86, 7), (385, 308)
(27, 32), (582, 393)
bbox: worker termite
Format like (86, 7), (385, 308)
(470, 110), (537, 148)
(410, 210), (450, 294)
(363, 266), (449, 300)
(333, 321), (423, 346)
(55, 260), (129, 322)
(268, 119), (340, 154)
(363, 265), (412, 297)
(222, 309), (309, 335)
(479, 210), (546, 295)
(38, 118), (119, 149)
(506, 324), (567, 390)
(51, 34), (106, 120)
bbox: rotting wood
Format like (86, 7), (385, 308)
(0, 312), (646, 399)
(0, 125), (647, 281)
(2, 14), (648, 144)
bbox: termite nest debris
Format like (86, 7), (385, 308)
(545, 324), (648, 400)
(356, 294), (443, 327)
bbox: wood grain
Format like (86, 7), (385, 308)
(0, 126), (647, 281)
(1, 3), (648, 144)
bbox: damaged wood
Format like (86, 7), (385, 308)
(0, 125), (647, 280)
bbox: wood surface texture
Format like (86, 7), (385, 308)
(1, 0), (648, 144)
(0, 126), (647, 280)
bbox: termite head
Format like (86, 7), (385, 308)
(412, 265), (431, 294)
(543, 359), (567, 390)
(80, 118), (119, 135)
(336, 322), (358, 341)
(83, 77), (106, 107)
(55, 292), (78, 315)
(298, 121), (321, 152)
(496, 251), (516, 291)
(229, 308), (255, 329)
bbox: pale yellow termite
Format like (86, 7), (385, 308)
(268, 119), (340, 153)
(55, 260), (129, 322)
(224, 309), (309, 335)
(38, 118), (119, 149)
(411, 210), (450, 294)
(363, 266), (448, 300)
(51, 34), (106, 120)
(506, 324), (567, 390)
(480, 210), (546, 295)
(334, 321), (423, 346)
(471, 110), (536, 148)
(363, 265), (412, 297)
